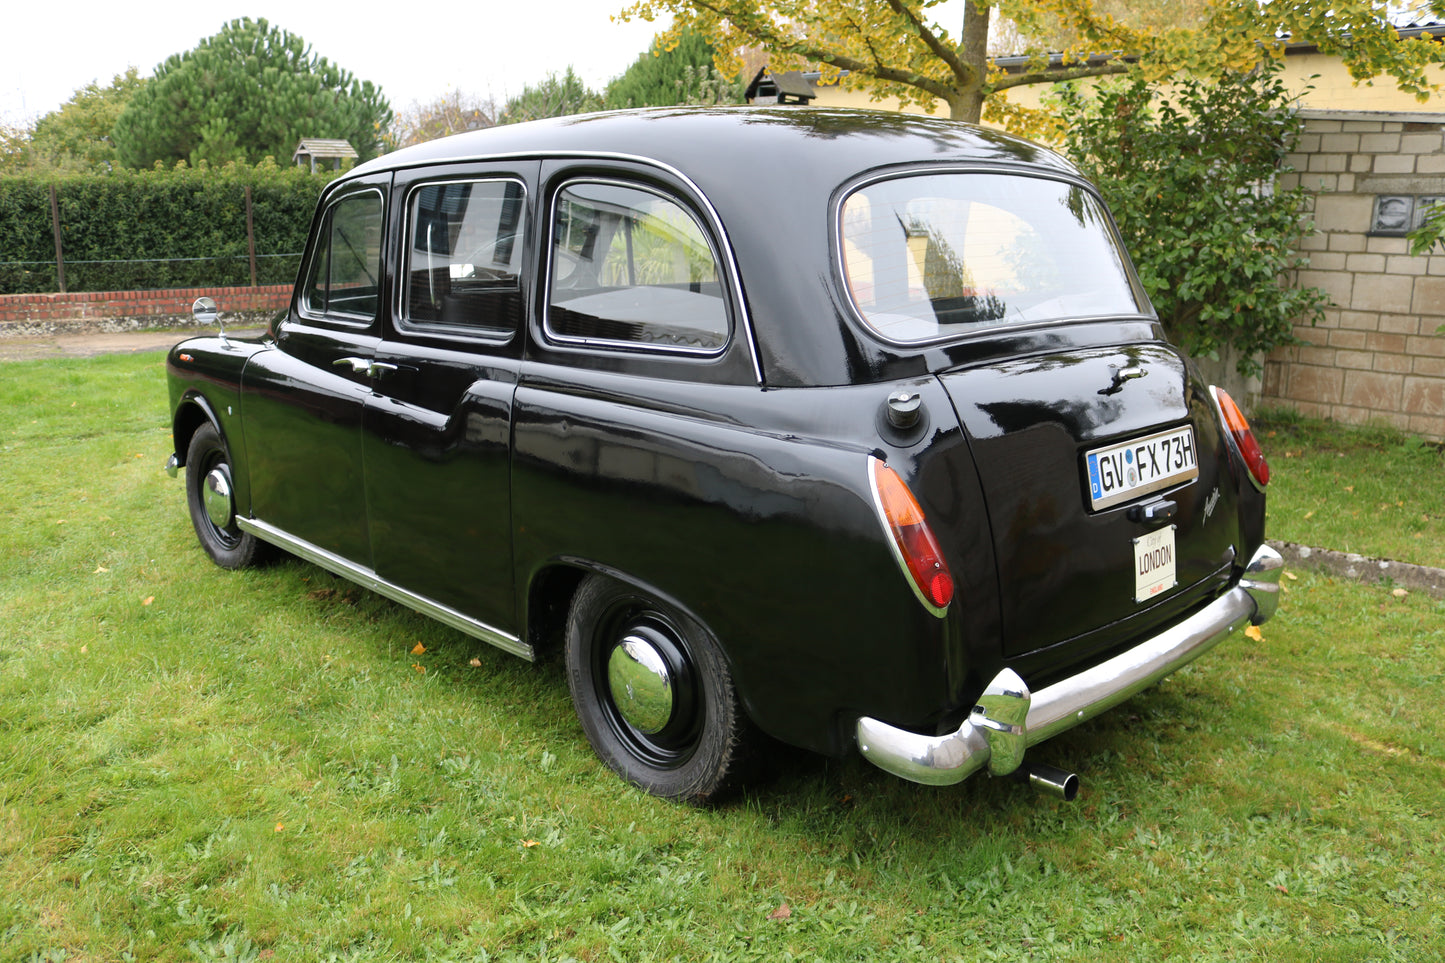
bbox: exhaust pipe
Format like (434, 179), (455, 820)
(1012, 763), (1079, 802)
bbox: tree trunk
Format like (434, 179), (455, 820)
(953, 0), (991, 124)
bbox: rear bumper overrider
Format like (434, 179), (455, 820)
(856, 544), (1284, 786)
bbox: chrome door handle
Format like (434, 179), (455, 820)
(333, 356), (371, 374)
(332, 357), (398, 377)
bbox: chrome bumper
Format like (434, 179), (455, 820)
(856, 544), (1284, 786)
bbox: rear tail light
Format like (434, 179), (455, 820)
(868, 457), (955, 616)
(1211, 387), (1269, 490)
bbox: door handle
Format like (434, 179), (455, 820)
(332, 357), (399, 378)
(333, 356), (371, 374)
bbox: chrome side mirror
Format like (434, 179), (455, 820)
(192, 296), (228, 348)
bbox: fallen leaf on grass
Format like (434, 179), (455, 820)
(1244, 625), (1263, 642)
(93, 565), (109, 574)
(1284, 571), (1298, 580)
(412, 663), (426, 673)
(767, 902), (792, 921)
(522, 839), (540, 848)
(142, 596), (154, 606)
(274, 823), (285, 833)
(411, 642), (427, 655)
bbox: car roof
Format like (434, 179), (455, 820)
(344, 108), (1094, 388)
(348, 106), (1078, 183)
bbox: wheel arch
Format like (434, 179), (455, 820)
(523, 560), (748, 698)
(171, 392), (224, 471)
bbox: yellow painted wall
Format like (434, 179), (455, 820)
(807, 51), (1445, 125)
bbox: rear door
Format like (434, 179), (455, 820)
(361, 163), (538, 633)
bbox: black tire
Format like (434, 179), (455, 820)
(565, 574), (751, 803)
(184, 422), (269, 570)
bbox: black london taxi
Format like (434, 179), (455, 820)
(165, 107), (1282, 802)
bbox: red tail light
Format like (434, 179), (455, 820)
(868, 457), (955, 615)
(1212, 387), (1269, 490)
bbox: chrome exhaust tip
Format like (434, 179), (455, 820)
(1013, 763), (1079, 801)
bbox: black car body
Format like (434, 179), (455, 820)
(165, 108), (1282, 801)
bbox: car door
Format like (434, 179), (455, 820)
(241, 175), (388, 564)
(360, 163), (539, 637)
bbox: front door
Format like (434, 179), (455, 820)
(241, 176), (389, 564)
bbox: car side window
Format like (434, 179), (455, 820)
(404, 179), (526, 333)
(301, 190), (384, 322)
(546, 181), (728, 352)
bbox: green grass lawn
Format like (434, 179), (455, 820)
(2, 353), (1442, 961)
(1256, 410), (1445, 570)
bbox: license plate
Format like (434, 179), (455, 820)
(1134, 525), (1177, 602)
(1085, 425), (1199, 511)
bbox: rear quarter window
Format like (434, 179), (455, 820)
(840, 173), (1143, 343)
(545, 181), (728, 353)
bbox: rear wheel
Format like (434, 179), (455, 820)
(565, 574), (750, 802)
(185, 422), (268, 569)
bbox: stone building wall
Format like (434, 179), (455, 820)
(1262, 109), (1445, 440)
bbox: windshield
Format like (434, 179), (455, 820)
(840, 172), (1144, 342)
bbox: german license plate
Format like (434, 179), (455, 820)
(1134, 525), (1177, 602)
(1085, 425), (1198, 511)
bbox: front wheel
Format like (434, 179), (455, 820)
(184, 422), (269, 570)
(565, 575), (751, 802)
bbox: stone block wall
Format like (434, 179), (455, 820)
(1263, 109), (1445, 440)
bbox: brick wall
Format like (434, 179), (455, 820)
(0, 284), (291, 338)
(1263, 109), (1445, 440)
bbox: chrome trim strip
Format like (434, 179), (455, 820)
(856, 543), (1283, 785)
(237, 517), (534, 661)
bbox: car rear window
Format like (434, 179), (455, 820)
(840, 173), (1143, 342)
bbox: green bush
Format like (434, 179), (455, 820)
(0, 160), (332, 294)
(1054, 63), (1330, 376)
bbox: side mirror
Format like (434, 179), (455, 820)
(192, 296), (229, 348)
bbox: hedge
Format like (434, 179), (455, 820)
(0, 160), (336, 294)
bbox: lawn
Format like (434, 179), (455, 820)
(1255, 409), (1445, 570)
(2, 352), (1442, 961)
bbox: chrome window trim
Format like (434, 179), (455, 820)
(297, 186), (387, 328)
(338, 151), (763, 384)
(832, 165), (1153, 350)
(237, 516), (533, 661)
(395, 175), (529, 343)
(543, 177), (732, 360)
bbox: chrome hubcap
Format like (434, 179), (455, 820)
(203, 466), (234, 529)
(607, 634), (674, 734)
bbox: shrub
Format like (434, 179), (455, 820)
(0, 160), (332, 294)
(1053, 63), (1329, 375)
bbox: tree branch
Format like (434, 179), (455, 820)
(992, 60), (1130, 91)
(881, 0), (972, 84)
(686, 0), (961, 100)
